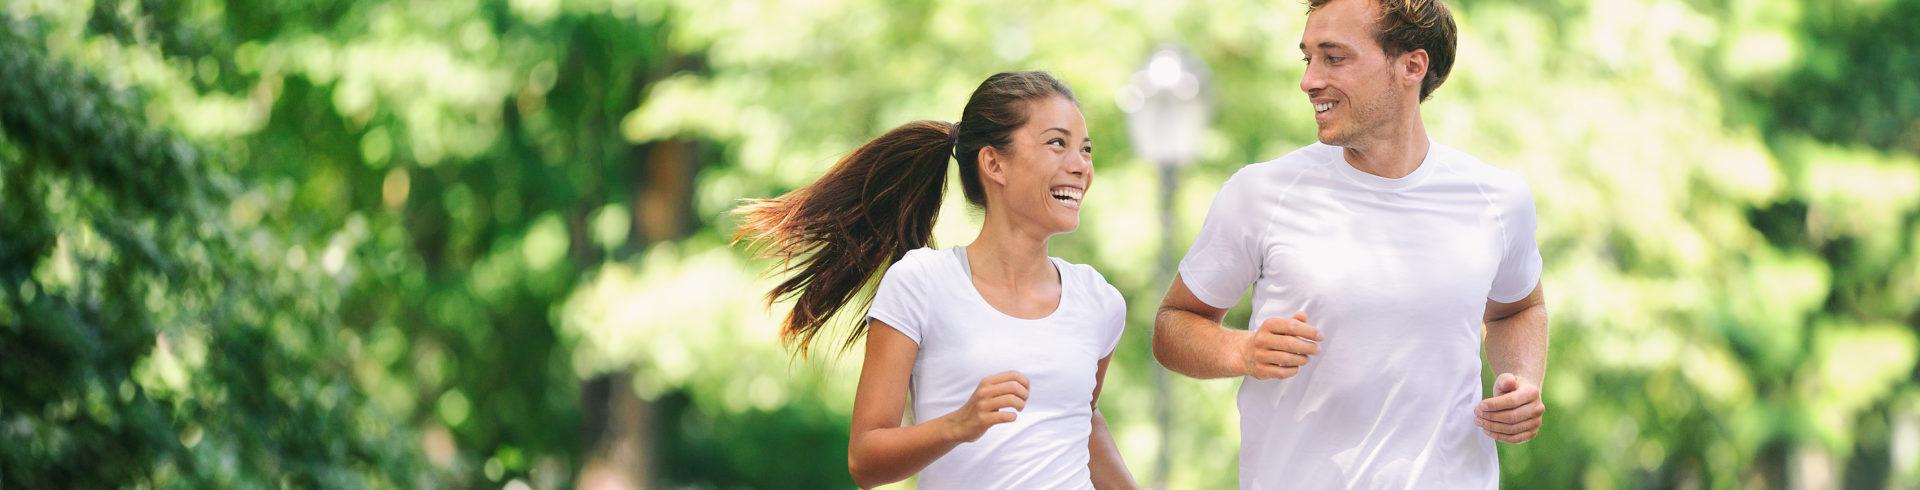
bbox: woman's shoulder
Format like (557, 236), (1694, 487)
(886, 246), (958, 281)
(1052, 257), (1124, 305)
(897, 246), (946, 265)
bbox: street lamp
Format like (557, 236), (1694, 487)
(1119, 46), (1212, 170)
(1118, 44), (1212, 489)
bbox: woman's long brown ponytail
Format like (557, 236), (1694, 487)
(734, 121), (956, 355)
(735, 71), (1078, 356)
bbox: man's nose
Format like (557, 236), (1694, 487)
(1300, 63), (1327, 94)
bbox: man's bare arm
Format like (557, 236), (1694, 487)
(1155, 275), (1321, 380)
(1479, 281), (1548, 444)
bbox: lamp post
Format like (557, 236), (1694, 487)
(1118, 45), (1211, 488)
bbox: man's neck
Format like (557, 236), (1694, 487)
(1342, 116), (1430, 179)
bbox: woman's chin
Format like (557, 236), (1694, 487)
(1053, 215), (1080, 234)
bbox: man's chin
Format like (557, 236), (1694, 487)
(1316, 129), (1345, 147)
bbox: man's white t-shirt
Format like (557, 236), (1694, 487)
(868, 246), (1127, 490)
(1178, 141), (1542, 489)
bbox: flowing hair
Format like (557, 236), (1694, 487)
(734, 71), (1078, 356)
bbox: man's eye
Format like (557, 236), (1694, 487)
(1328, 56), (1345, 63)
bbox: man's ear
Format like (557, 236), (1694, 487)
(978, 145), (1009, 187)
(1401, 48), (1430, 89)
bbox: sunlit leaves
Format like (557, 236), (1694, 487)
(1805, 322), (1917, 448)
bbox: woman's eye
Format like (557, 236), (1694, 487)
(1048, 138), (1066, 148)
(1082, 146), (1094, 155)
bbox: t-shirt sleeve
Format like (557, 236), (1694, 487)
(1489, 179), (1544, 303)
(867, 255), (930, 344)
(1101, 284), (1127, 358)
(1177, 168), (1267, 309)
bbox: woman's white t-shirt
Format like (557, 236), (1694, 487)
(867, 246), (1127, 490)
(1178, 141), (1542, 489)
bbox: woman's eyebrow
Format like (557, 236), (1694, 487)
(1040, 127), (1091, 143)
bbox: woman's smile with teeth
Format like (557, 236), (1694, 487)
(1051, 186), (1083, 209)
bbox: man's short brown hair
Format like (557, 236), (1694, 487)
(1309, 0), (1458, 101)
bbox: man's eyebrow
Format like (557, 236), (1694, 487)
(1300, 41), (1351, 51)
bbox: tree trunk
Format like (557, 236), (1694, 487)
(578, 372), (653, 489)
(576, 139), (695, 488)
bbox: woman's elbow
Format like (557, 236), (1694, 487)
(847, 451), (891, 489)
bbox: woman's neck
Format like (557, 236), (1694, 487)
(966, 211), (1055, 288)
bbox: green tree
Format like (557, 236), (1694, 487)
(0, 16), (419, 487)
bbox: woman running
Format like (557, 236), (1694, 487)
(736, 71), (1134, 489)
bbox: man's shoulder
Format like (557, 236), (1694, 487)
(1433, 142), (1530, 195)
(1229, 142), (1340, 187)
(1261, 141), (1342, 170)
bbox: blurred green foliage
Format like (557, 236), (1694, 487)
(0, 12), (419, 487)
(2, 0), (1917, 488)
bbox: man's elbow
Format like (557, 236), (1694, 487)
(1150, 309), (1173, 362)
(1151, 307), (1191, 371)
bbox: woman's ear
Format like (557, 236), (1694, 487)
(978, 145), (1010, 187)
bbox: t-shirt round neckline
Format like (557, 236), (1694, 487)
(1328, 140), (1441, 192)
(952, 245), (1068, 322)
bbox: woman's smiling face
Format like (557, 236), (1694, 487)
(986, 95), (1094, 235)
